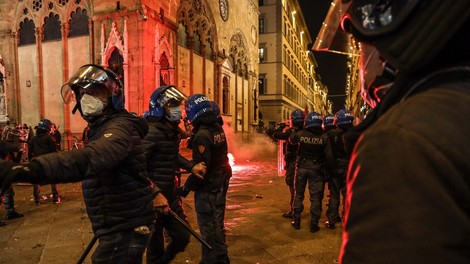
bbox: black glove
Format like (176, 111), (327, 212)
(0, 161), (42, 195)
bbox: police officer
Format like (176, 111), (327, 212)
(142, 85), (206, 264)
(29, 119), (61, 204)
(0, 140), (23, 225)
(0, 64), (165, 263)
(335, 0), (470, 262)
(290, 112), (332, 232)
(325, 109), (354, 229)
(273, 109), (305, 218)
(184, 94), (230, 264)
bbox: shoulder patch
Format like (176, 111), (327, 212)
(198, 145), (205, 154)
(104, 133), (113, 138)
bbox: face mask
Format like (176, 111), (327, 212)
(80, 94), (107, 116)
(166, 106), (182, 123)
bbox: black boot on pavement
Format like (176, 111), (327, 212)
(310, 224), (320, 233)
(291, 218), (300, 229)
(6, 210), (24, 220)
(325, 220), (336, 229)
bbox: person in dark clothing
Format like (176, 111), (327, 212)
(183, 94), (230, 264)
(0, 140), (24, 225)
(0, 64), (166, 263)
(272, 109), (305, 219)
(324, 109), (354, 229)
(323, 0), (470, 263)
(51, 123), (61, 151)
(289, 112), (332, 233)
(142, 85), (206, 264)
(29, 119), (61, 204)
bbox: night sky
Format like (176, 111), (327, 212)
(298, 0), (348, 114)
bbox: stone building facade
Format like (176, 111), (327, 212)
(0, 0), (259, 148)
(258, 0), (329, 128)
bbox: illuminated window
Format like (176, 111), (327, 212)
(258, 47), (266, 63)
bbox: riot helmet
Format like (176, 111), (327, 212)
(334, 0), (469, 108)
(341, 0), (470, 73)
(61, 64), (124, 119)
(305, 112), (323, 129)
(37, 119), (52, 132)
(324, 113), (335, 129)
(291, 110), (305, 128)
(334, 109), (354, 126)
(148, 85), (187, 123)
(184, 94), (213, 123)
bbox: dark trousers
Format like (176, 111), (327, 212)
(91, 225), (152, 264)
(33, 184), (59, 199)
(215, 177), (230, 242)
(285, 161), (296, 212)
(293, 167), (325, 226)
(2, 186), (15, 212)
(146, 201), (190, 264)
(326, 167), (346, 224)
(195, 189), (229, 264)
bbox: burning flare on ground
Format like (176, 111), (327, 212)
(228, 153), (235, 166)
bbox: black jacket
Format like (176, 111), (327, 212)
(29, 129), (57, 158)
(290, 127), (332, 170)
(33, 111), (157, 237)
(142, 117), (193, 203)
(341, 67), (470, 263)
(190, 114), (229, 192)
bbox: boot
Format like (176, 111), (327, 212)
(6, 210), (24, 220)
(282, 211), (293, 218)
(310, 224), (320, 233)
(0, 220), (6, 226)
(325, 220), (336, 229)
(53, 195), (61, 204)
(291, 218), (300, 229)
(34, 196), (40, 205)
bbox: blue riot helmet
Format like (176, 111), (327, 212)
(61, 64), (124, 118)
(37, 119), (52, 132)
(324, 113), (335, 130)
(305, 112), (323, 129)
(291, 109), (305, 128)
(148, 86), (187, 123)
(184, 94), (213, 123)
(334, 109), (354, 126)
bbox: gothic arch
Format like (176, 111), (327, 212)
(229, 32), (251, 78)
(177, 0), (219, 52)
(155, 26), (175, 87)
(13, 0), (92, 32)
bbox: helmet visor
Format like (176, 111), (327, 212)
(61, 64), (121, 104)
(342, 0), (420, 38)
(160, 86), (188, 107)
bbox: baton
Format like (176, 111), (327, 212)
(168, 209), (213, 250)
(76, 235), (98, 264)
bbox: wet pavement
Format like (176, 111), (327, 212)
(0, 153), (342, 264)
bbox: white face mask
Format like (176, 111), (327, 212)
(80, 94), (107, 116)
(166, 106), (182, 122)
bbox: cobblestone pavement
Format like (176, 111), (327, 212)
(0, 154), (342, 264)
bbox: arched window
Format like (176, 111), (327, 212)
(69, 7), (89, 37)
(43, 13), (61, 41)
(193, 32), (201, 54)
(177, 23), (188, 47)
(19, 18), (36, 46)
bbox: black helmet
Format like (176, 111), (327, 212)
(341, 0), (470, 73)
(61, 64), (124, 117)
